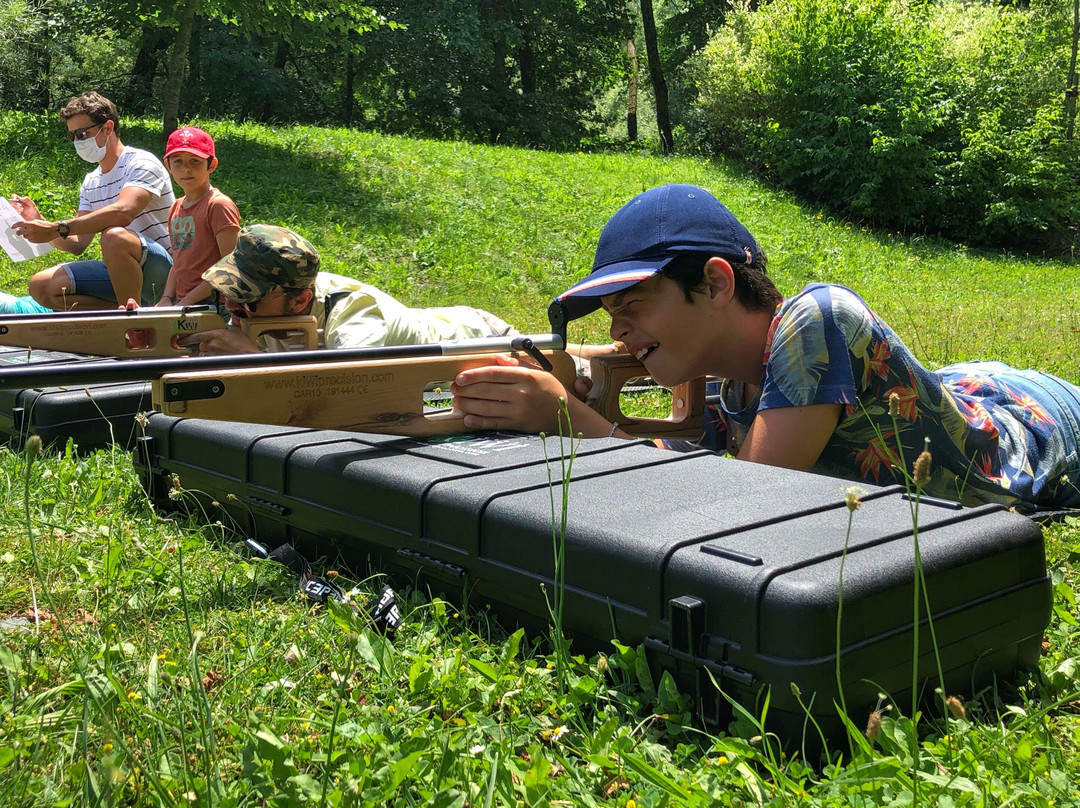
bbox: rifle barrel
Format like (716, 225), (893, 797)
(0, 333), (566, 389)
(0, 304), (218, 323)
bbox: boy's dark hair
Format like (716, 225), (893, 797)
(60, 92), (120, 134)
(662, 251), (781, 312)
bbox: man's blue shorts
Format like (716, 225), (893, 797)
(62, 236), (172, 306)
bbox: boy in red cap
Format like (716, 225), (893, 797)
(156, 126), (241, 309)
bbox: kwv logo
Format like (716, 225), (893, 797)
(175, 319), (200, 332)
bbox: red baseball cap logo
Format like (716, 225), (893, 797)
(164, 126), (215, 160)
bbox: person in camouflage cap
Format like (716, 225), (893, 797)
(176, 223), (526, 356)
(202, 224), (319, 303)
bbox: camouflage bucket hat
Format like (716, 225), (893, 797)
(203, 224), (320, 303)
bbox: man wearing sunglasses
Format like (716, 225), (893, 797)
(175, 224), (522, 355)
(10, 92), (174, 310)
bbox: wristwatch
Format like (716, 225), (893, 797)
(56, 220), (70, 238)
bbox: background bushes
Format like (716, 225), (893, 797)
(693, 0), (1079, 252)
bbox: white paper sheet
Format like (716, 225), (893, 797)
(0, 197), (53, 262)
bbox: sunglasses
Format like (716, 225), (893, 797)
(66, 124), (104, 142)
(242, 289), (289, 314)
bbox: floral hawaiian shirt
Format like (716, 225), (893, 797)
(698, 284), (1080, 510)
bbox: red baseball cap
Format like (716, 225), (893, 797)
(164, 126), (215, 160)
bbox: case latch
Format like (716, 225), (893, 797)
(670, 594), (705, 655)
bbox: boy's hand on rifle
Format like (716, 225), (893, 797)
(177, 328), (261, 355)
(452, 355), (614, 437)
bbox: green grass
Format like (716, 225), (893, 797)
(1, 111), (1080, 806)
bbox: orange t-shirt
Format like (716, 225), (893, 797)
(167, 187), (241, 300)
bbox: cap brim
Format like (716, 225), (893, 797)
(553, 256), (675, 321)
(201, 253), (275, 303)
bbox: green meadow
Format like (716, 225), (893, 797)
(1, 113), (1079, 806)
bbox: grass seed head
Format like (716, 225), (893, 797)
(25, 434), (42, 459)
(865, 710), (883, 741)
(888, 392), (900, 418)
(913, 449), (932, 488)
(844, 486), (866, 512)
(946, 695), (966, 720)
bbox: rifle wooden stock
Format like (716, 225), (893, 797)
(154, 351), (704, 439)
(0, 306), (228, 358)
(154, 350), (581, 437)
(239, 316), (319, 351)
(585, 354), (706, 440)
(0, 331), (706, 439)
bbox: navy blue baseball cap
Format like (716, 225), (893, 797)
(553, 184), (759, 321)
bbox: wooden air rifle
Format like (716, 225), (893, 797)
(0, 305), (318, 357)
(0, 328), (705, 438)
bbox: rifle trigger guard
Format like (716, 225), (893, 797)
(161, 378), (227, 402)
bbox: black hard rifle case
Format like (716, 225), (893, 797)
(134, 414), (1051, 739)
(0, 348), (151, 452)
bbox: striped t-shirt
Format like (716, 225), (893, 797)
(78, 146), (174, 250)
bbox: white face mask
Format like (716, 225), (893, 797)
(74, 128), (109, 163)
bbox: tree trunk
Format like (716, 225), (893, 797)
(479, 0), (511, 143)
(639, 0), (672, 153)
(627, 36), (639, 142)
(261, 37), (291, 122)
(188, 22), (202, 90)
(162, 0), (201, 140)
(621, 0), (638, 141)
(517, 32), (536, 96)
(343, 31), (356, 126)
(26, 0), (50, 112)
(132, 27), (165, 115)
(1067, 0), (1079, 139)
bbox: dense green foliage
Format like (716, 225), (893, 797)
(694, 0), (1079, 252)
(348, 0), (627, 146)
(1, 115), (1080, 805)
(0, 0), (630, 149)
(3, 0), (1077, 248)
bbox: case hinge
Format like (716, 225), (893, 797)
(397, 547), (466, 580)
(243, 495), (290, 518)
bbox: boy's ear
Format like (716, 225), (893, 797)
(208, 157), (219, 173)
(702, 257), (735, 305)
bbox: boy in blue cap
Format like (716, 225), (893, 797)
(451, 183), (1080, 511)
